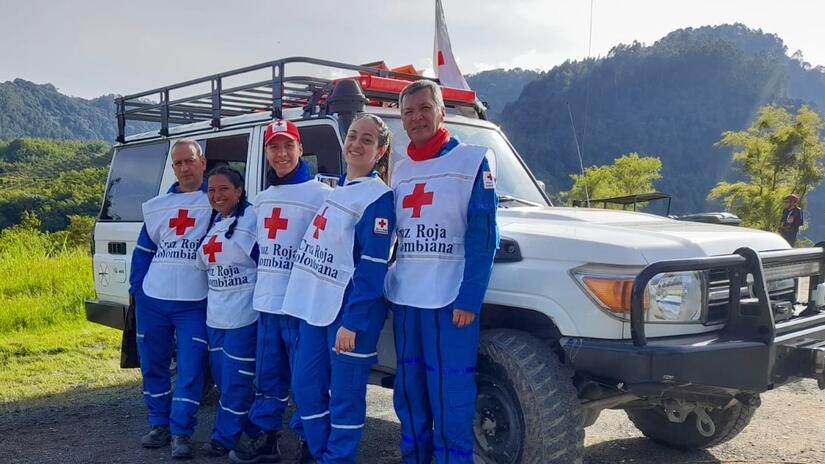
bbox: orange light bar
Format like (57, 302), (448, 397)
(345, 75), (477, 104)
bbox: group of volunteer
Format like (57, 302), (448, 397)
(128, 79), (499, 464)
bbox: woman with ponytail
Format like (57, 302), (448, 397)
(195, 166), (261, 457)
(282, 113), (396, 463)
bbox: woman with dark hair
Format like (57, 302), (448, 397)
(282, 113), (396, 463)
(195, 166), (260, 456)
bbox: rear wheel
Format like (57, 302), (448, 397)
(626, 394), (761, 449)
(474, 329), (584, 464)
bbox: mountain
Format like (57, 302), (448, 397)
(466, 68), (542, 119)
(500, 24), (825, 223)
(0, 79), (155, 141)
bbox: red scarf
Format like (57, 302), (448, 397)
(407, 127), (450, 161)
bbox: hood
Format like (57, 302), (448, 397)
(497, 206), (789, 265)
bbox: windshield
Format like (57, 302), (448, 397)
(383, 117), (549, 205)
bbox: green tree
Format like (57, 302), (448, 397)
(708, 105), (825, 232)
(563, 153), (663, 207)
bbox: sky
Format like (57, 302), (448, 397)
(1, 0), (823, 99)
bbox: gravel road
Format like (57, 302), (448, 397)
(4, 380), (824, 463)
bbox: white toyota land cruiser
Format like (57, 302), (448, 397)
(86, 58), (825, 463)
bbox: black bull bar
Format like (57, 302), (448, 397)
(629, 245), (825, 389)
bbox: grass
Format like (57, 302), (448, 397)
(0, 321), (140, 411)
(0, 225), (94, 332)
(0, 225), (139, 410)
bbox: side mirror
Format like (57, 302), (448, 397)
(537, 180), (546, 192)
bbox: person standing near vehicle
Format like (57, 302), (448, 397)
(129, 139), (211, 460)
(385, 80), (499, 463)
(780, 193), (804, 246)
(229, 119), (331, 464)
(282, 114), (395, 463)
(195, 166), (260, 457)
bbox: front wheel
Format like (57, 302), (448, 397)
(626, 394), (761, 449)
(474, 329), (584, 464)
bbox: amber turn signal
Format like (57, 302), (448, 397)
(581, 277), (635, 313)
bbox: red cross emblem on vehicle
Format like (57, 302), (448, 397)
(169, 209), (196, 235)
(312, 207), (328, 239)
(402, 183), (434, 218)
(264, 207), (289, 239)
(202, 235), (223, 263)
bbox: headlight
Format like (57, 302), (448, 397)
(574, 268), (706, 323)
(645, 271), (704, 322)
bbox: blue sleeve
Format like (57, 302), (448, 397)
(341, 191), (395, 333)
(250, 242), (260, 265)
(129, 225), (157, 296)
(454, 157), (499, 314)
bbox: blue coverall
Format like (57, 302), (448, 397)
(291, 174), (395, 463)
(392, 138), (499, 464)
(129, 182), (209, 438)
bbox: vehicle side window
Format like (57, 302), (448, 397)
(260, 124), (342, 189)
(100, 141), (169, 222)
(201, 134), (249, 175)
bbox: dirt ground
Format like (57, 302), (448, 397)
(3, 379), (824, 464)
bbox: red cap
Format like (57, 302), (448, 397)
(786, 193), (799, 202)
(264, 119), (301, 145)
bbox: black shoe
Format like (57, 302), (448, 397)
(171, 435), (195, 460)
(140, 425), (171, 449)
(294, 440), (315, 464)
(203, 439), (229, 457)
(228, 431), (281, 463)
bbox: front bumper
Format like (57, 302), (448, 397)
(85, 299), (126, 330)
(564, 313), (825, 392)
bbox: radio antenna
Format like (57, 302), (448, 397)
(567, 102), (590, 207)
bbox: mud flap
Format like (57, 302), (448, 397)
(120, 296), (141, 368)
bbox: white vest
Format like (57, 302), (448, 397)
(197, 210), (259, 329)
(385, 144), (488, 308)
(252, 181), (332, 314)
(282, 177), (391, 327)
(141, 189), (211, 301)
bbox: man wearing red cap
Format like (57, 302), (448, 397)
(385, 80), (499, 464)
(780, 193), (803, 246)
(229, 119), (331, 464)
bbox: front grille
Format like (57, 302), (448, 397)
(706, 269), (796, 325)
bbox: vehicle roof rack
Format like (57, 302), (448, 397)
(116, 56), (485, 143)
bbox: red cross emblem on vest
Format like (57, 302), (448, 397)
(264, 207), (289, 239)
(169, 209), (196, 235)
(202, 235), (223, 263)
(312, 207), (328, 239)
(402, 183), (434, 218)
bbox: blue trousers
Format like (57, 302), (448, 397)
(248, 312), (303, 438)
(135, 289), (208, 437)
(392, 305), (480, 464)
(292, 306), (387, 464)
(207, 322), (260, 448)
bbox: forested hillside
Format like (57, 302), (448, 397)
(0, 138), (111, 231)
(501, 24), (825, 218)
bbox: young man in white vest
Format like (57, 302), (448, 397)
(129, 139), (211, 459)
(229, 119), (331, 464)
(385, 80), (499, 463)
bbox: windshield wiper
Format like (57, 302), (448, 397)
(498, 195), (542, 207)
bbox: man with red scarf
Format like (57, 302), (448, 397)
(385, 79), (499, 463)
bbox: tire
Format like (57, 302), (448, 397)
(626, 394), (761, 449)
(474, 329), (584, 464)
